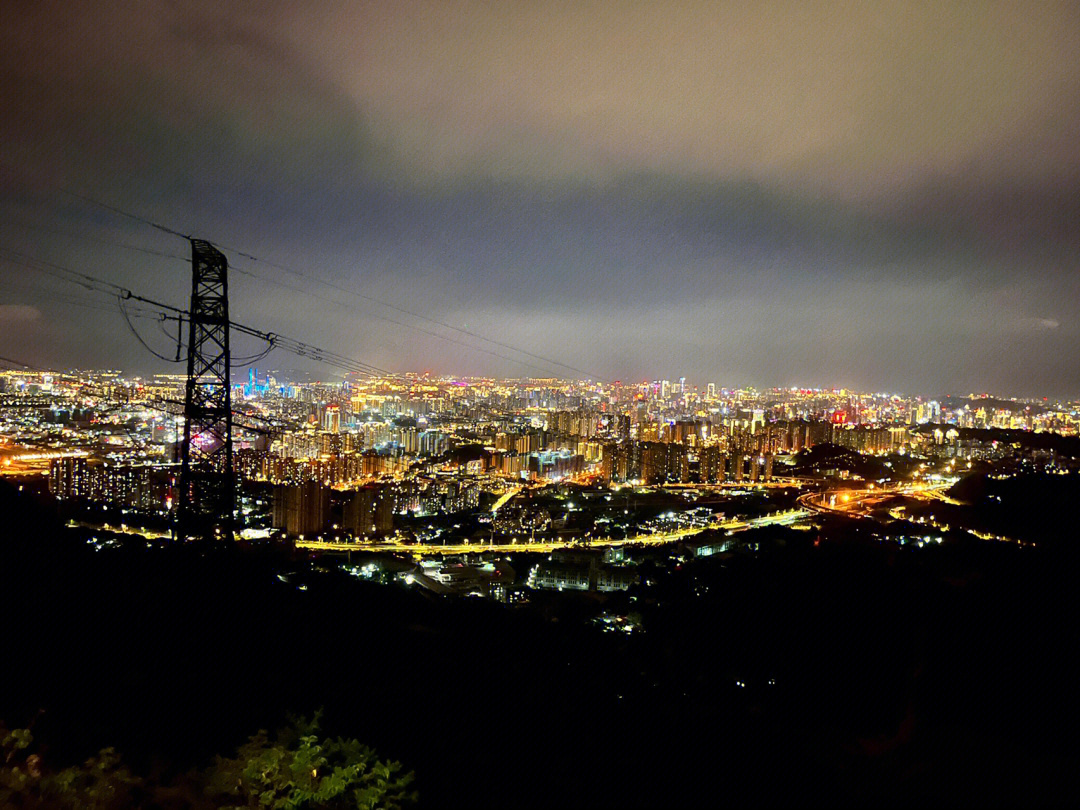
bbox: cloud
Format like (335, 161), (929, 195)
(4, 2), (1080, 195)
(0, 304), (41, 322)
(1, 1), (1078, 396)
(1018, 317), (1060, 331)
(305, 1), (1080, 193)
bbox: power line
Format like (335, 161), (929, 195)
(0, 354), (36, 370)
(229, 262), (573, 379)
(7, 221), (191, 263)
(0, 255), (167, 319)
(0, 159), (191, 242)
(0, 351), (275, 435)
(228, 250), (605, 380)
(2, 160), (603, 380)
(11, 287), (156, 319)
(1, 247), (409, 382)
(0, 246), (130, 299)
(0, 245), (273, 374)
(117, 297), (183, 364)
(8, 226), (582, 379)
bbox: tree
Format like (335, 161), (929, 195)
(2, 723), (141, 809)
(205, 713), (416, 810)
(3, 714), (415, 810)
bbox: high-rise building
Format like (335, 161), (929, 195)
(402, 427), (419, 454)
(640, 442), (665, 484)
(672, 419), (699, 445)
(344, 484), (395, 537)
(667, 443), (689, 483)
(419, 430), (447, 456)
(49, 456), (91, 499)
(751, 409), (765, 434)
(638, 420), (660, 442)
(272, 481), (330, 537)
(699, 445), (726, 483)
(323, 404), (341, 433)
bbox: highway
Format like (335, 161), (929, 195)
(295, 508), (810, 556)
(70, 520), (171, 540)
(1, 448), (90, 476)
(488, 485), (523, 513)
(62, 475), (1029, 555)
(65, 505), (809, 556)
(658, 477), (813, 490)
(797, 481), (955, 518)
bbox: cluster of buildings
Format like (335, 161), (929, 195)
(270, 475), (485, 538)
(527, 548), (640, 593)
(48, 455), (175, 513)
(4, 365), (1080, 542)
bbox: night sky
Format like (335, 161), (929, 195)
(2, 1), (1079, 396)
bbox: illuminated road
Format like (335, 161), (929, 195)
(1, 448), (89, 476)
(64, 477), (1028, 553)
(797, 481), (955, 517)
(797, 488), (875, 517)
(488, 485), (523, 513)
(70, 520), (171, 540)
(912, 485), (964, 506)
(295, 508), (810, 556)
(658, 477), (813, 491)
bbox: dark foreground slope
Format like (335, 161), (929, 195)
(3, 481), (1079, 808)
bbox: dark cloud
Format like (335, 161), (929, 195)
(1, 1), (1078, 395)
(0, 304), (40, 322)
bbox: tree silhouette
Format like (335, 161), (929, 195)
(2, 722), (140, 809)
(205, 713), (416, 810)
(2, 714), (416, 810)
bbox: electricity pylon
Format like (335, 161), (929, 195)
(176, 239), (234, 541)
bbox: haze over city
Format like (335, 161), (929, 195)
(3, 0), (1079, 395)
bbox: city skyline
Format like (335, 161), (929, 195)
(3, 359), (1075, 406)
(3, 2), (1080, 395)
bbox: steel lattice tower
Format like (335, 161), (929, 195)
(177, 239), (234, 540)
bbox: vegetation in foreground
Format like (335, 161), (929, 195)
(1, 714), (416, 809)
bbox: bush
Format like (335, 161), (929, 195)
(1, 715), (416, 810)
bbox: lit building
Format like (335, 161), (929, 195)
(272, 481), (330, 537)
(323, 405), (341, 433)
(49, 456), (91, 499)
(344, 484), (395, 537)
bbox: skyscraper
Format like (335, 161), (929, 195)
(272, 481), (330, 537)
(344, 484), (395, 537)
(323, 404), (341, 433)
(49, 456), (90, 499)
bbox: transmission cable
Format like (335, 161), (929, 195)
(117, 296), (184, 363)
(2, 247), (409, 382)
(228, 250), (605, 380)
(1, 160), (604, 380)
(0, 159), (192, 242)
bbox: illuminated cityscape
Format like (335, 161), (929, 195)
(5, 364), (1079, 559)
(7, 352), (1080, 807)
(4, 2), (1080, 808)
